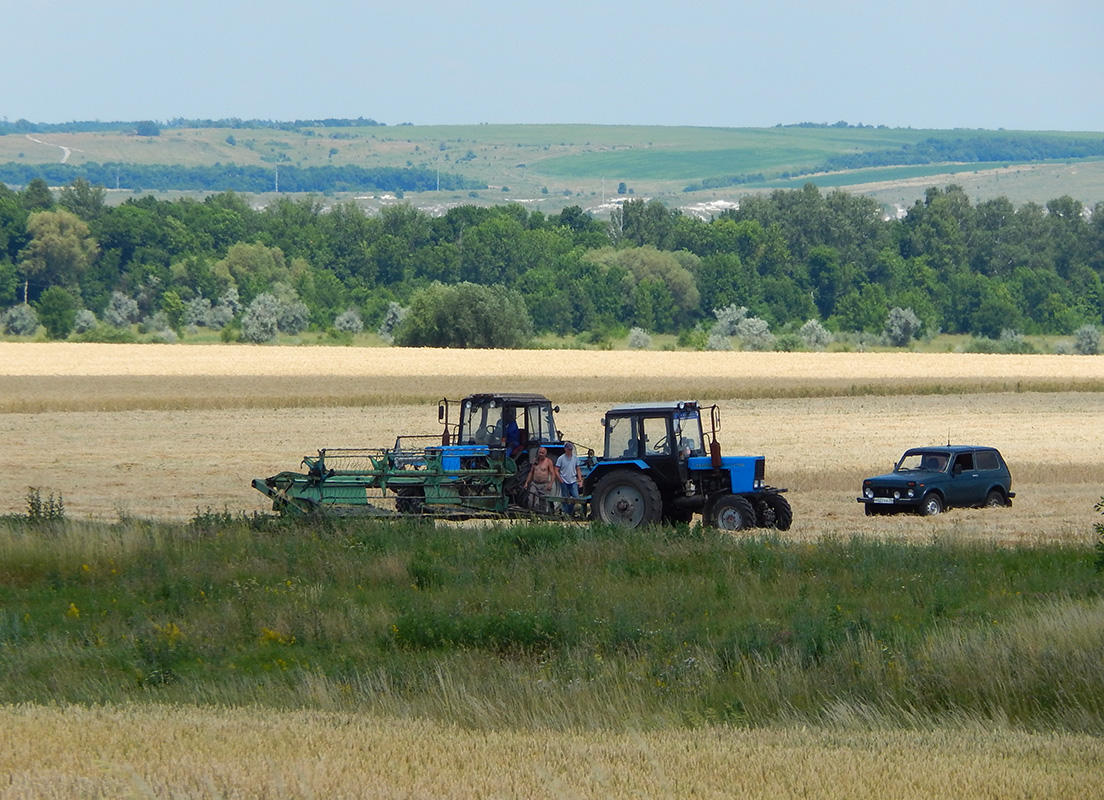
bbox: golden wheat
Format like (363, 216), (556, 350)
(2, 344), (1102, 536)
(1, 704), (1100, 800)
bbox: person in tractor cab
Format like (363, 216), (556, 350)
(503, 407), (522, 459)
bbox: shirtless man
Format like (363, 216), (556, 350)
(524, 447), (559, 512)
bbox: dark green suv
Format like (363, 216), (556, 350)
(858, 446), (1014, 516)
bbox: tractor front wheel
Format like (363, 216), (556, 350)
(708, 494), (756, 531)
(761, 493), (793, 531)
(592, 470), (662, 528)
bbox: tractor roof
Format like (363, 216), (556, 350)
(464, 393), (553, 405)
(605, 401), (700, 416)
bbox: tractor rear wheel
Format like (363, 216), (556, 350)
(592, 470), (662, 528)
(708, 495), (756, 531)
(395, 487), (425, 514)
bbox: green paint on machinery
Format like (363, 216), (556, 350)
(253, 443), (518, 517)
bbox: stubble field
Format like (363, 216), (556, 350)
(2, 343), (1103, 544)
(3, 342), (1104, 798)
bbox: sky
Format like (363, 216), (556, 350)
(4, 0), (1103, 131)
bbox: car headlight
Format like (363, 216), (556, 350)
(864, 488), (873, 498)
(907, 489), (914, 498)
(893, 490), (901, 499)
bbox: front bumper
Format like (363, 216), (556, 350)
(856, 495), (920, 510)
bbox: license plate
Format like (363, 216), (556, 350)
(873, 497), (894, 504)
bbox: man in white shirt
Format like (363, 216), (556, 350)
(555, 441), (583, 516)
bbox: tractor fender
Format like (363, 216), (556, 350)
(583, 460), (650, 494)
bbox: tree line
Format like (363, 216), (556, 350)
(1, 177), (1103, 349)
(0, 163), (484, 194)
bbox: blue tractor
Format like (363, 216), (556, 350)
(584, 401), (792, 530)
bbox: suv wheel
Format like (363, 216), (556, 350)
(919, 493), (944, 516)
(592, 470), (662, 528)
(984, 489), (1007, 508)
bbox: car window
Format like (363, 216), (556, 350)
(952, 452), (974, 472)
(898, 452), (948, 471)
(975, 451), (1000, 471)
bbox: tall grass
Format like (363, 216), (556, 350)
(1, 514), (1099, 733)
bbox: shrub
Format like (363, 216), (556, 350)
(241, 293), (280, 343)
(798, 319), (833, 350)
(628, 327), (651, 350)
(183, 297), (212, 327)
(965, 330), (1037, 355)
(1074, 324), (1101, 355)
(394, 282), (532, 349)
(735, 316), (775, 351)
(678, 325), (708, 351)
(36, 286), (78, 340)
(377, 302), (406, 343)
(3, 303), (39, 335)
(334, 309), (364, 335)
(277, 299), (310, 335)
(102, 291), (140, 328)
(705, 331), (732, 351)
(773, 332), (803, 352)
(883, 306), (922, 347)
(712, 304), (749, 337)
(73, 308), (97, 333)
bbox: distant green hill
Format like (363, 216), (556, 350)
(2, 120), (1103, 210)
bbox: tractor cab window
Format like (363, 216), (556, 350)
(673, 410), (705, 457)
(605, 416), (640, 459)
(461, 400), (503, 446)
(525, 403), (557, 445)
(642, 417), (671, 456)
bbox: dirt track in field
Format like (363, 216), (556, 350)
(2, 343), (1101, 542)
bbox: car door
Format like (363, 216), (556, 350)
(945, 451), (984, 507)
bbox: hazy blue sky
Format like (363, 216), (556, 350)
(4, 0), (1101, 130)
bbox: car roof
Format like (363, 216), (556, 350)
(605, 401), (701, 416)
(904, 445), (1001, 454)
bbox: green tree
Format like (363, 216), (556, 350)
(18, 209), (98, 301)
(35, 286), (78, 339)
(212, 242), (290, 303)
(394, 282), (532, 348)
(21, 178), (54, 211)
(160, 289), (186, 335)
(58, 178), (107, 222)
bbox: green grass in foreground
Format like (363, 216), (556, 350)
(0, 513), (1101, 732)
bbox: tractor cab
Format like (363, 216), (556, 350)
(440, 393), (564, 463)
(598, 401), (712, 494)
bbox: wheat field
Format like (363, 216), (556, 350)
(2, 704), (1101, 800)
(3, 343), (1104, 797)
(1, 343), (1102, 541)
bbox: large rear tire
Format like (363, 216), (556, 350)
(708, 494), (756, 531)
(592, 470), (662, 528)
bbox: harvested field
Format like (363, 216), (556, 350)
(1, 343), (1102, 541)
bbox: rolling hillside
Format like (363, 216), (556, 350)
(2, 121), (1103, 215)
